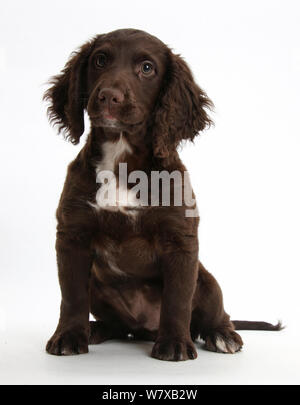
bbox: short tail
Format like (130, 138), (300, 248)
(232, 320), (284, 331)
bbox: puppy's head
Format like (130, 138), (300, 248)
(44, 29), (213, 156)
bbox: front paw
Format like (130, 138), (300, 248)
(151, 337), (197, 361)
(46, 328), (89, 356)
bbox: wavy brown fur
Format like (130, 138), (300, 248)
(43, 40), (96, 144)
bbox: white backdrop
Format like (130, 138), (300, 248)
(0, 0), (299, 384)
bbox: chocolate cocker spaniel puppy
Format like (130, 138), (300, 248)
(44, 29), (281, 361)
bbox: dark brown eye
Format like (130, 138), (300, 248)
(141, 61), (154, 75)
(95, 53), (107, 68)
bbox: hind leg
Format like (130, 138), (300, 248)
(191, 262), (243, 353)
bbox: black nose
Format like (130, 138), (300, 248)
(98, 88), (124, 107)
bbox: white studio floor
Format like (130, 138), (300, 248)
(0, 320), (299, 385)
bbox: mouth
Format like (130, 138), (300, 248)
(90, 113), (123, 129)
(90, 111), (144, 130)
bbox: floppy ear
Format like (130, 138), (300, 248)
(44, 40), (94, 144)
(152, 52), (213, 158)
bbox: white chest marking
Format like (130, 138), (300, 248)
(90, 134), (141, 216)
(95, 134), (132, 174)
